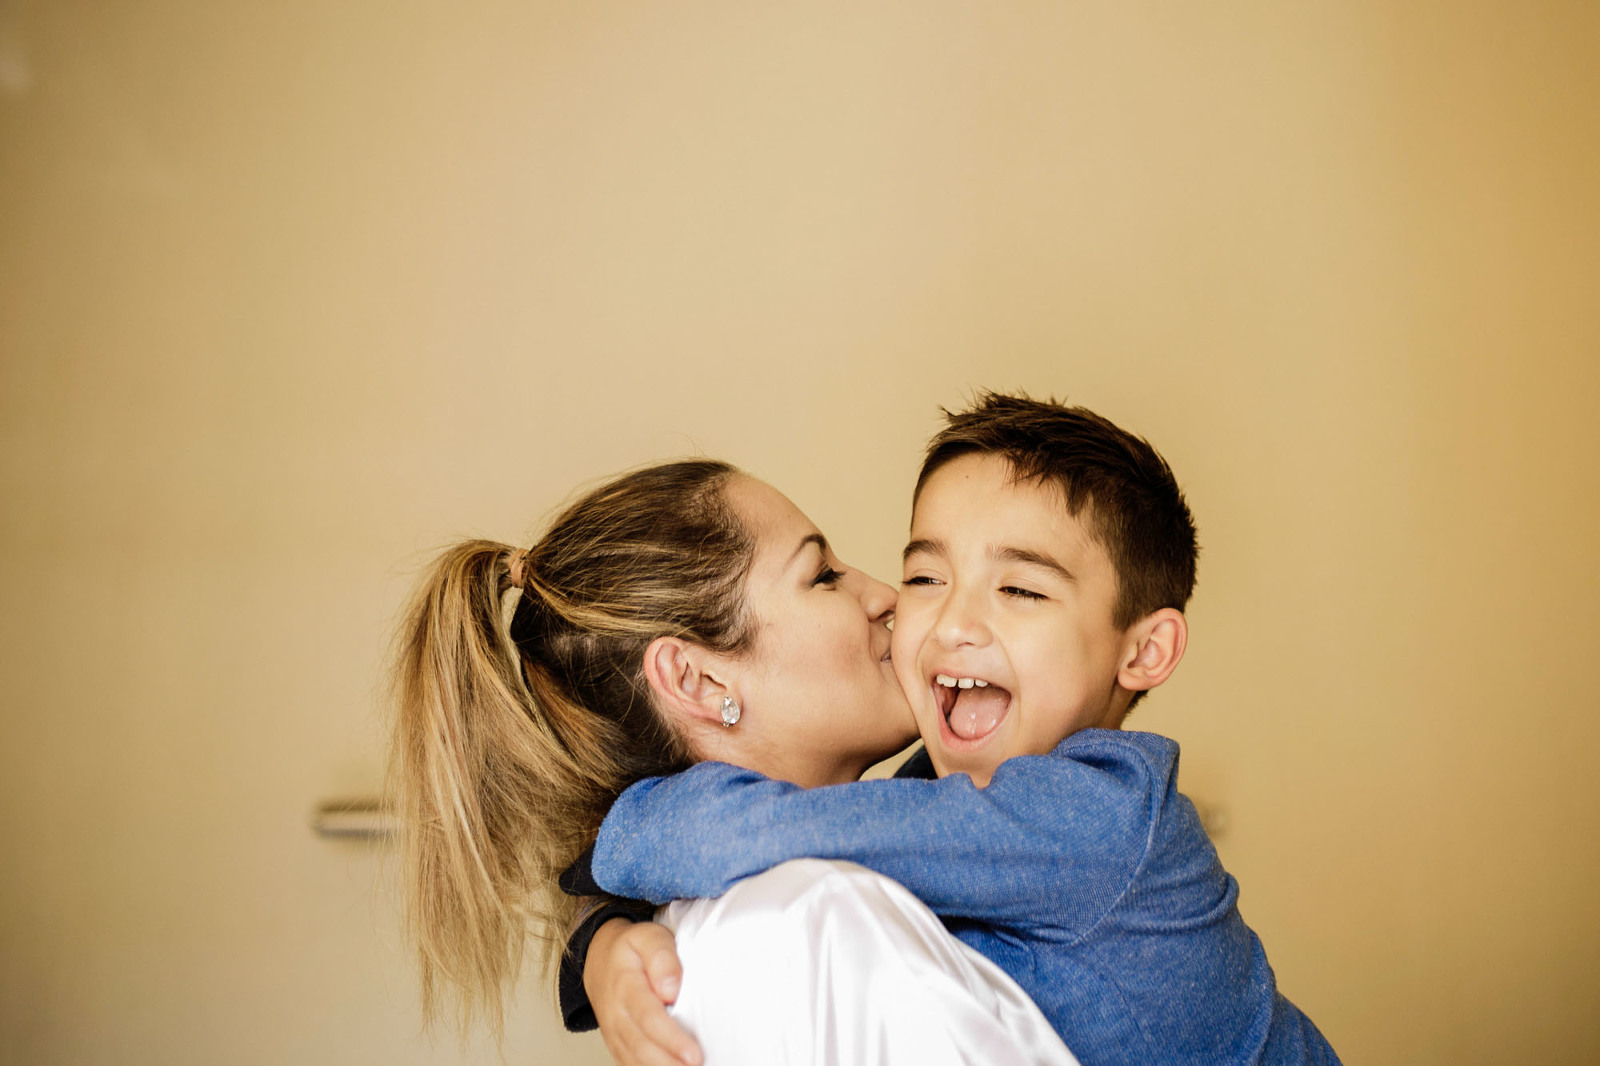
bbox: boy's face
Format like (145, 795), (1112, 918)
(892, 453), (1134, 786)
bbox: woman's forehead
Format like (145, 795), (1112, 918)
(724, 475), (822, 570)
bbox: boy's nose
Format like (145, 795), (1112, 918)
(933, 587), (990, 649)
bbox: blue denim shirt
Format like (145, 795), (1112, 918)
(593, 729), (1339, 1066)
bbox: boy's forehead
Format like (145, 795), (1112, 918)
(910, 453), (1098, 556)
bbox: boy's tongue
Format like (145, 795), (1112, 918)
(947, 686), (1009, 740)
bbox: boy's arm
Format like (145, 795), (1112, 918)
(592, 732), (1172, 930)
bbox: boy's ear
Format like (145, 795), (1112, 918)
(640, 636), (731, 729)
(1117, 608), (1188, 694)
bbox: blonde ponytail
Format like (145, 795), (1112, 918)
(389, 460), (752, 1032)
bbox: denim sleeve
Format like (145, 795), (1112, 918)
(592, 734), (1170, 933)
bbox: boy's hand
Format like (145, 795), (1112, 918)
(585, 917), (701, 1066)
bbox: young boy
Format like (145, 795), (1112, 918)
(573, 393), (1338, 1065)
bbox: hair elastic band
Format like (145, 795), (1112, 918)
(507, 548), (530, 588)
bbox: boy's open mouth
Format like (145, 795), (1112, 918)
(932, 673), (1012, 742)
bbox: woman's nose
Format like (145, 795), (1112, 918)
(856, 572), (898, 623)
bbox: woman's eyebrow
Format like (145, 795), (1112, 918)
(789, 532), (829, 565)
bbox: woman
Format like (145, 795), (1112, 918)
(391, 459), (1076, 1064)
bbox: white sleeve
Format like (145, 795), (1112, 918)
(656, 859), (1080, 1066)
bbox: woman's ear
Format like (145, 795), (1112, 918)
(641, 636), (731, 730)
(1117, 608), (1188, 694)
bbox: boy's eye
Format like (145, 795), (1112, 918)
(1001, 585), (1046, 601)
(813, 566), (844, 588)
(902, 575), (942, 587)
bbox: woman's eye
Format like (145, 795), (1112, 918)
(1001, 586), (1045, 600)
(813, 567), (844, 587)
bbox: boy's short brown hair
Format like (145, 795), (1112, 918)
(915, 392), (1198, 630)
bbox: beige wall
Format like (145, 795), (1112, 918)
(2, 2), (1597, 1063)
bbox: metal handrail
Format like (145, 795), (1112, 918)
(311, 798), (397, 840)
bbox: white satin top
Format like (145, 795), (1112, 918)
(657, 859), (1080, 1066)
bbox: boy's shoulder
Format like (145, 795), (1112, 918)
(1053, 727), (1179, 766)
(892, 730), (1177, 784)
(895, 730), (1180, 788)
(985, 729), (1187, 818)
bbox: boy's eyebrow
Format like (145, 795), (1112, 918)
(903, 540), (1076, 582)
(995, 546), (1077, 583)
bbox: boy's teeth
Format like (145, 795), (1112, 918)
(934, 674), (992, 689)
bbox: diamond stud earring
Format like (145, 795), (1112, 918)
(720, 695), (741, 728)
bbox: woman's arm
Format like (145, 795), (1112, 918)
(583, 919), (703, 1066)
(592, 731), (1175, 931)
(557, 898), (654, 1030)
(556, 891), (702, 1065)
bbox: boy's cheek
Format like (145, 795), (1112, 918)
(888, 632), (923, 702)
(890, 655), (918, 703)
(888, 616), (914, 666)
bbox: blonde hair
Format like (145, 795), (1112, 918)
(389, 459), (753, 1032)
